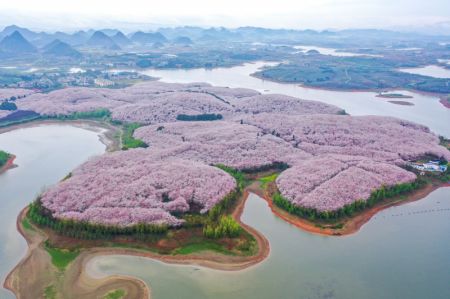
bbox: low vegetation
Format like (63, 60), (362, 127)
(259, 173), (279, 189)
(44, 285), (57, 299)
(0, 150), (10, 168)
(103, 289), (126, 299)
(203, 215), (242, 238)
(0, 101), (17, 110)
(121, 123), (148, 150)
(44, 242), (80, 271)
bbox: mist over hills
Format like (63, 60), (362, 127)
(86, 31), (121, 50)
(0, 24), (449, 59)
(0, 30), (36, 53)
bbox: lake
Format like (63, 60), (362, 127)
(140, 62), (450, 138)
(0, 124), (106, 299)
(398, 65), (450, 79)
(88, 190), (450, 299)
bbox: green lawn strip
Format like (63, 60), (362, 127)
(44, 242), (80, 271)
(121, 123), (148, 150)
(103, 289), (126, 299)
(44, 284), (57, 299)
(258, 173), (279, 189)
(172, 240), (234, 255)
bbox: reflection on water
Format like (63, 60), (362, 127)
(89, 190), (450, 299)
(140, 62), (450, 137)
(0, 124), (106, 299)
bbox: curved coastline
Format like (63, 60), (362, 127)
(4, 187), (270, 299)
(2, 118), (449, 298)
(5, 181), (448, 298)
(260, 181), (449, 236)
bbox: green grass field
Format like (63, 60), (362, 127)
(44, 243), (80, 271)
(259, 173), (279, 189)
(103, 289), (126, 299)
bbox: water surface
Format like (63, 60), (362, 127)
(0, 124), (106, 299)
(398, 65), (450, 79)
(293, 45), (380, 57)
(89, 190), (450, 299)
(140, 62), (450, 137)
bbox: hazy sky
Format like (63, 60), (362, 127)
(1, 0), (450, 32)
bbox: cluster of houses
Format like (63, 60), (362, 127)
(409, 160), (448, 174)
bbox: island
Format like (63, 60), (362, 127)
(3, 81), (449, 299)
(376, 93), (413, 99)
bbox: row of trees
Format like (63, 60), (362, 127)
(240, 161), (289, 174)
(273, 177), (427, 221)
(28, 200), (168, 240)
(176, 113), (223, 121)
(50, 108), (112, 120)
(201, 165), (245, 238)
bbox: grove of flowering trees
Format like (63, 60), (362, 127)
(40, 150), (236, 226)
(134, 121), (310, 169)
(276, 155), (417, 211)
(15, 80), (449, 224)
(234, 94), (343, 115)
(241, 113), (450, 163)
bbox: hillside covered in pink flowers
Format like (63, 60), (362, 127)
(16, 81), (448, 226)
